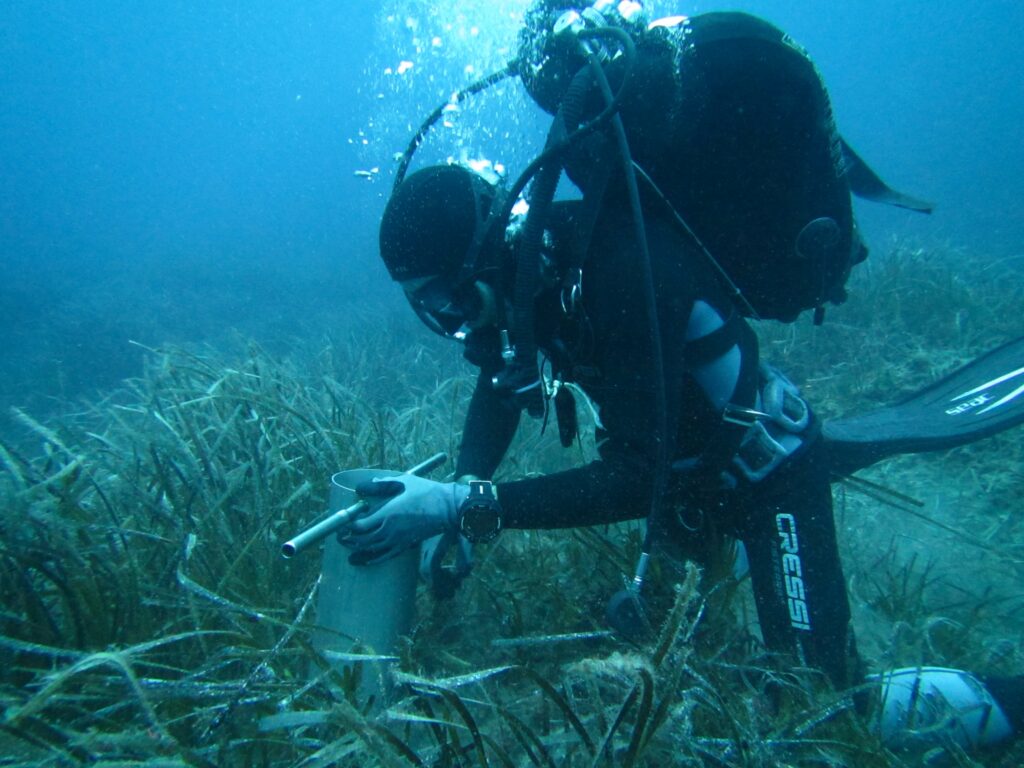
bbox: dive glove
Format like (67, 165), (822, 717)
(340, 475), (469, 565)
(420, 531), (474, 599)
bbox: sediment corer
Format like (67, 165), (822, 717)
(287, 454), (447, 707)
(280, 452), (447, 557)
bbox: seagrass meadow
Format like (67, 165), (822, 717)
(2, 243), (1023, 767)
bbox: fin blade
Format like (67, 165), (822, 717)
(824, 336), (1024, 475)
(841, 138), (934, 214)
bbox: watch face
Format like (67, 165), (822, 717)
(462, 503), (501, 542)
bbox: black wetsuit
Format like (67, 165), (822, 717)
(451, 12), (863, 688)
(453, 199), (858, 688)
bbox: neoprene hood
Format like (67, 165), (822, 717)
(379, 165), (495, 282)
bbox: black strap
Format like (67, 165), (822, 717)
(683, 307), (741, 368)
(560, 138), (616, 314)
(692, 321), (762, 479)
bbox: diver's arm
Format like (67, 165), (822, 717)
(454, 370), (522, 480)
(494, 213), (733, 531)
(496, 447), (653, 529)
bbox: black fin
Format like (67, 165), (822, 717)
(823, 336), (1024, 476)
(841, 138), (934, 214)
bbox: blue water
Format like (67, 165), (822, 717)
(2, 0), (1022, 412)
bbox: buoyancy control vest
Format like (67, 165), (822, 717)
(518, 8), (930, 324)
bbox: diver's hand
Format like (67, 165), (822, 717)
(420, 531), (474, 599)
(340, 475), (469, 565)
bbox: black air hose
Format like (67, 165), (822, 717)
(479, 26), (637, 267)
(392, 66), (515, 192)
(503, 65), (595, 415)
(582, 42), (670, 563)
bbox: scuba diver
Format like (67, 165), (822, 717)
(343, 0), (1024, 756)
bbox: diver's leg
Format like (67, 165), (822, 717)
(740, 444), (1022, 754)
(739, 440), (861, 689)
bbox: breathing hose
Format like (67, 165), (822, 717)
(576, 30), (671, 635)
(497, 64), (595, 415)
(481, 25), (640, 411)
(392, 66), (515, 192)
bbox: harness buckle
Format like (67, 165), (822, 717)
(733, 421), (801, 482)
(722, 403), (771, 427)
(762, 368), (810, 432)
(729, 366), (811, 483)
(561, 268), (583, 316)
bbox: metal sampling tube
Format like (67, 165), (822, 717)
(281, 452), (447, 557)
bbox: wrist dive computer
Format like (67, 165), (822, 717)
(458, 480), (503, 543)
